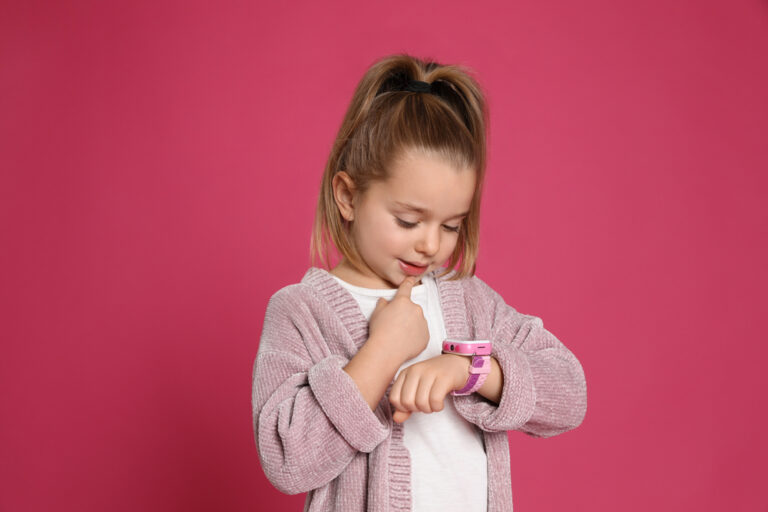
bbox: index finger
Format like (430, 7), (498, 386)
(393, 276), (415, 299)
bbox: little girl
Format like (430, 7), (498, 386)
(252, 54), (587, 511)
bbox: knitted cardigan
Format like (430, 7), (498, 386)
(252, 267), (587, 511)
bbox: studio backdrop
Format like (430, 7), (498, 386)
(1, 1), (767, 510)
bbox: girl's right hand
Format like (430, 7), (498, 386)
(367, 276), (430, 364)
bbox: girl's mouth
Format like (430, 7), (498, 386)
(398, 259), (428, 276)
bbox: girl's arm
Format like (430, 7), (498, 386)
(451, 276), (588, 437)
(386, 353), (503, 423)
(342, 275), (429, 411)
(252, 288), (390, 495)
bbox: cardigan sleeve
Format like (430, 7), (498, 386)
(252, 289), (390, 494)
(451, 276), (587, 437)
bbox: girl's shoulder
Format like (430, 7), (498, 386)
(265, 267), (355, 317)
(432, 270), (546, 341)
(266, 282), (312, 306)
(262, 283), (315, 329)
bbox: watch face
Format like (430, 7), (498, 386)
(443, 339), (492, 356)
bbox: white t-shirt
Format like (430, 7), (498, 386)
(331, 274), (488, 512)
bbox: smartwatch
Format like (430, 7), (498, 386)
(441, 339), (492, 396)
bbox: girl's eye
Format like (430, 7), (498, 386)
(395, 218), (460, 233)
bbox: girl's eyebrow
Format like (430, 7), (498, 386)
(393, 201), (469, 220)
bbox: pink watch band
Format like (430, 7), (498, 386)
(441, 340), (493, 396)
(450, 355), (491, 396)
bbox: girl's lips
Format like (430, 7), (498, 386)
(399, 259), (428, 276)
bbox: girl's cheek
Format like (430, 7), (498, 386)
(375, 217), (401, 241)
(382, 231), (404, 248)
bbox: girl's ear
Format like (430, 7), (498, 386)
(332, 171), (357, 222)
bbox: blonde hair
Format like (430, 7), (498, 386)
(310, 53), (489, 281)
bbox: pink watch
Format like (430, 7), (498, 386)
(441, 339), (492, 396)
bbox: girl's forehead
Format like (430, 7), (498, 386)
(370, 156), (475, 214)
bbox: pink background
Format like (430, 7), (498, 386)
(2, 1), (767, 510)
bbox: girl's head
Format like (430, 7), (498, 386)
(311, 53), (488, 287)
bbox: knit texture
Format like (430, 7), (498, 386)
(252, 267), (587, 511)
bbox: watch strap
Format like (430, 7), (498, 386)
(451, 355), (491, 396)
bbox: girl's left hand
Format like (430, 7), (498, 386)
(389, 354), (470, 423)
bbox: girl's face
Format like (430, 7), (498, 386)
(334, 150), (476, 289)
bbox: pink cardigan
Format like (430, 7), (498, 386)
(252, 267), (587, 511)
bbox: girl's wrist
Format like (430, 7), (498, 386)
(440, 353), (472, 390)
(362, 335), (407, 371)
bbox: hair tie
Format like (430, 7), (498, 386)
(403, 80), (432, 93)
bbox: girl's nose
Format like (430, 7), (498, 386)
(416, 225), (440, 257)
